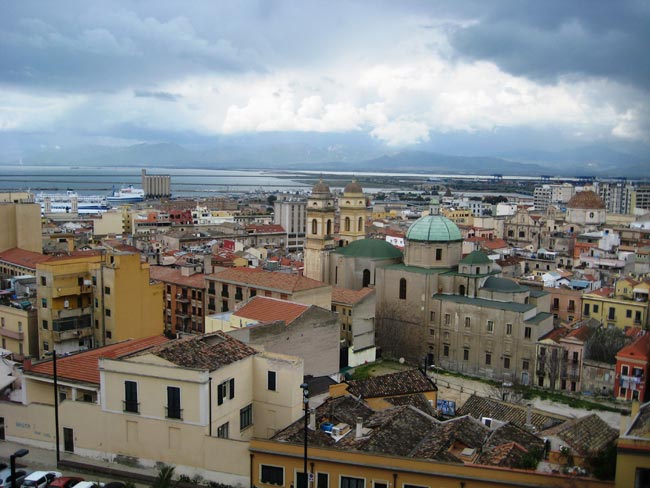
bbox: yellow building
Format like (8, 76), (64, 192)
(0, 301), (38, 360)
(304, 179), (336, 282)
(0, 202), (42, 253)
(582, 281), (649, 329)
(617, 401), (650, 487)
(36, 251), (164, 357)
(441, 207), (472, 224)
(338, 180), (368, 246)
(8, 332), (305, 484)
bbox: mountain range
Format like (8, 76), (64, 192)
(9, 141), (649, 178)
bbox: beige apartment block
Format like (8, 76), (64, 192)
(0, 202), (42, 253)
(0, 302), (38, 359)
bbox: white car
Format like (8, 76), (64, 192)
(72, 482), (104, 488)
(21, 471), (61, 488)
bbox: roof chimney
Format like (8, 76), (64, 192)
(23, 358), (32, 371)
(355, 417), (363, 439)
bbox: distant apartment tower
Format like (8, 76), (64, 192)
(274, 197), (307, 251)
(533, 183), (574, 212)
(597, 182), (634, 215)
(141, 169), (171, 198)
(632, 185), (650, 213)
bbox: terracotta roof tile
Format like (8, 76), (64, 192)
(234, 296), (308, 325)
(211, 267), (328, 293)
(542, 414), (618, 456)
(150, 266), (207, 288)
(28, 336), (169, 384)
(245, 224), (285, 233)
(347, 369), (437, 398)
(539, 327), (570, 343)
(332, 287), (375, 305)
(617, 333), (650, 361)
(0, 248), (52, 270)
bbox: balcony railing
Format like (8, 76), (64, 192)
(176, 294), (189, 303)
(0, 328), (23, 340)
(221, 290), (229, 298)
(165, 407), (183, 420)
(123, 400), (140, 413)
(53, 327), (94, 342)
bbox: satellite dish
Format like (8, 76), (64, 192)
(399, 357), (405, 364)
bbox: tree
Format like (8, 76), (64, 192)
(152, 465), (176, 488)
(586, 441), (617, 480)
(266, 194), (277, 207)
(483, 195), (508, 205)
(585, 327), (631, 364)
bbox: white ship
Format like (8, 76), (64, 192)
(107, 185), (145, 204)
(35, 190), (110, 214)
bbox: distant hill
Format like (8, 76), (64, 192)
(15, 141), (649, 177)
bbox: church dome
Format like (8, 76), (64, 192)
(406, 215), (462, 242)
(334, 238), (403, 259)
(567, 190), (605, 209)
(343, 180), (363, 194)
(311, 178), (331, 194)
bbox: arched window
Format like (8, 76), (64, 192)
(345, 217), (351, 232)
(358, 217), (363, 232)
(311, 219), (318, 235)
(459, 285), (466, 296)
(363, 269), (371, 287)
(326, 219), (332, 235)
(399, 278), (407, 300)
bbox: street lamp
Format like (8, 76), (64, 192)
(300, 382), (309, 488)
(10, 448), (28, 488)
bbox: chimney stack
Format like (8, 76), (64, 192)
(355, 417), (363, 439)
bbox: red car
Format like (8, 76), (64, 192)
(48, 477), (84, 488)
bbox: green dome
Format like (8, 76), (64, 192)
(483, 276), (528, 293)
(334, 239), (403, 259)
(460, 251), (492, 265)
(406, 215), (462, 242)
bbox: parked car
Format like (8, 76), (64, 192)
(103, 482), (124, 488)
(21, 471), (61, 488)
(0, 469), (29, 488)
(72, 482), (104, 488)
(48, 478), (84, 488)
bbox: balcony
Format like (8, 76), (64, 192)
(221, 290), (229, 298)
(123, 401), (140, 414)
(52, 285), (92, 298)
(57, 306), (93, 319)
(175, 308), (189, 318)
(176, 294), (189, 303)
(53, 327), (94, 342)
(0, 328), (23, 340)
(165, 406), (183, 420)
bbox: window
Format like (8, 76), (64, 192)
(399, 278), (407, 299)
(622, 365), (629, 376)
(608, 307), (615, 320)
(525, 327), (532, 339)
(485, 353), (491, 365)
(166, 386), (182, 419)
(430, 311), (435, 321)
(311, 219), (318, 235)
(105, 308), (111, 317)
(504, 357), (510, 369)
(42, 320), (48, 329)
(523, 360), (529, 371)
(217, 422), (229, 439)
(444, 314), (450, 326)
(435, 248), (442, 261)
(341, 476), (364, 488)
(267, 371), (277, 391)
(92, 276), (97, 286)
(104, 286), (111, 295)
(620, 387), (627, 397)
(317, 473), (329, 488)
(43, 341), (49, 352)
(583, 303), (590, 315)
(506, 323), (512, 335)
(463, 349), (469, 361)
(568, 299), (575, 312)
(552, 298), (559, 310)
(487, 320), (494, 333)
(345, 217), (351, 232)
(41, 276), (46, 286)
(235, 287), (243, 300)
(465, 317), (471, 328)
(41, 298), (47, 308)
(358, 217), (363, 232)
(593, 304), (599, 313)
(260, 465), (283, 485)
(443, 345), (449, 357)
(218, 379), (235, 405)
(240, 403), (253, 430)
(124, 380), (138, 413)
(250, 289), (256, 297)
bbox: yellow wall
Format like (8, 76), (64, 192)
(582, 295), (647, 329)
(0, 203), (42, 253)
(92, 211), (124, 236)
(0, 304), (37, 358)
(616, 444), (650, 488)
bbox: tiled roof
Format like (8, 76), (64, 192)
(626, 401), (650, 438)
(617, 333), (650, 361)
(28, 336), (169, 384)
(44, 250), (104, 262)
(234, 296), (308, 325)
(149, 265), (207, 288)
(587, 287), (615, 297)
(245, 224), (285, 233)
(562, 324), (596, 343)
(332, 287), (375, 306)
(457, 394), (567, 431)
(539, 327), (570, 343)
(477, 442), (529, 468)
(211, 267), (328, 293)
(567, 190), (606, 209)
(0, 248), (52, 269)
(347, 369), (437, 398)
(411, 415), (489, 460)
(384, 393), (437, 416)
(481, 239), (509, 250)
(486, 422), (545, 453)
(134, 331), (258, 371)
(542, 413), (618, 456)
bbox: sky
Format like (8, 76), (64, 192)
(1, 0), (649, 158)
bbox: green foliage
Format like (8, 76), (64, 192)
(266, 194), (277, 206)
(483, 195), (508, 204)
(585, 327), (631, 364)
(152, 465), (176, 488)
(586, 441), (617, 480)
(514, 447), (543, 470)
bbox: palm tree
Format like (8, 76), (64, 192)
(152, 465), (176, 488)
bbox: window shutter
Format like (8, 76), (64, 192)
(217, 383), (224, 405)
(229, 378), (235, 399)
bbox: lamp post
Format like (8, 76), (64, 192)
(10, 448), (28, 488)
(300, 382), (309, 488)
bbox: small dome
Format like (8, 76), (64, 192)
(334, 239), (403, 259)
(312, 178), (331, 194)
(344, 180), (363, 194)
(567, 190), (605, 209)
(460, 251), (492, 265)
(483, 276), (528, 293)
(406, 215), (462, 242)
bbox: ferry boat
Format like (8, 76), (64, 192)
(35, 190), (110, 214)
(107, 185), (145, 204)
